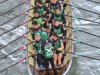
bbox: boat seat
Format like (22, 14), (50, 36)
(38, 65), (63, 71)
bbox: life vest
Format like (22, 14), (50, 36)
(51, 5), (56, 11)
(50, 3), (57, 12)
(32, 17), (42, 26)
(54, 38), (61, 50)
(34, 41), (42, 54)
(54, 14), (62, 22)
(50, 2), (61, 13)
(54, 26), (62, 36)
(43, 43), (53, 58)
(37, 6), (44, 15)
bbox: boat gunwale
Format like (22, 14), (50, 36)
(26, 0), (34, 75)
(63, 0), (74, 75)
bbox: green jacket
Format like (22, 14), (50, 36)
(33, 41), (43, 54)
(54, 13), (62, 22)
(31, 16), (42, 26)
(54, 26), (62, 36)
(54, 38), (63, 50)
(41, 39), (55, 58)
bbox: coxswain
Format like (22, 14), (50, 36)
(41, 32), (57, 75)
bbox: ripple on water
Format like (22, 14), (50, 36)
(1, 0), (100, 75)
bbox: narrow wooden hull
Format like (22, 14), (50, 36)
(27, 0), (74, 75)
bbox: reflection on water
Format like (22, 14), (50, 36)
(0, 0), (100, 75)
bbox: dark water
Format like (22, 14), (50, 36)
(0, 0), (100, 75)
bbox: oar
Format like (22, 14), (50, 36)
(0, 19), (32, 37)
(0, 0), (8, 4)
(87, 0), (100, 4)
(65, 51), (100, 61)
(0, 0), (29, 16)
(65, 4), (100, 15)
(67, 38), (100, 49)
(0, 31), (30, 51)
(33, 54), (36, 75)
(65, 15), (100, 24)
(0, 54), (34, 73)
(0, 39), (33, 60)
(66, 25), (100, 38)
(0, 7), (33, 26)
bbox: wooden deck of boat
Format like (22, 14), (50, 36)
(27, 0), (73, 75)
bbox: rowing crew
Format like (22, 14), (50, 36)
(30, 0), (68, 75)
(30, 0), (67, 39)
(30, 20), (65, 75)
(31, 0), (67, 30)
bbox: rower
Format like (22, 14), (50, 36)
(50, 32), (64, 66)
(31, 11), (45, 27)
(41, 32), (57, 75)
(33, 32), (43, 69)
(35, 0), (47, 7)
(49, 7), (66, 26)
(40, 0), (50, 13)
(50, 19), (65, 39)
(34, 0), (47, 18)
(50, 0), (61, 14)
(30, 21), (44, 40)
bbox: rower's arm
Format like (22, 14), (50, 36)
(57, 39), (64, 51)
(42, 19), (45, 24)
(49, 14), (54, 23)
(61, 26), (65, 36)
(58, 43), (64, 51)
(33, 42), (36, 51)
(43, 6), (47, 14)
(51, 38), (55, 50)
(49, 28), (54, 36)
(62, 14), (66, 24)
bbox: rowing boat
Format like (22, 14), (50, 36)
(27, 0), (74, 75)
